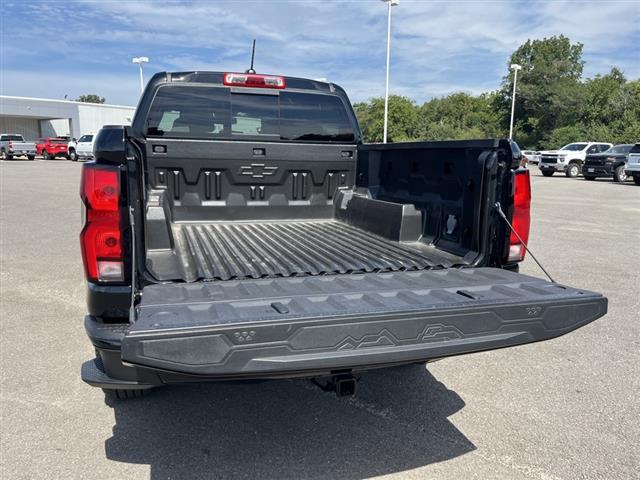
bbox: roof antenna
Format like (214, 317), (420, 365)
(246, 39), (256, 74)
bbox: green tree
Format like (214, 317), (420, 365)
(577, 70), (640, 144)
(545, 125), (587, 149)
(418, 92), (502, 140)
(353, 95), (419, 143)
(353, 35), (638, 147)
(497, 35), (585, 147)
(76, 94), (106, 104)
(582, 67), (626, 125)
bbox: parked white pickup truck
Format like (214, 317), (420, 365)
(68, 134), (95, 161)
(0, 134), (36, 160)
(539, 142), (612, 177)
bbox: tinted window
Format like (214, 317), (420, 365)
(561, 143), (588, 151)
(231, 93), (279, 137)
(597, 144), (610, 152)
(78, 135), (93, 142)
(146, 85), (355, 143)
(2, 134), (25, 141)
(51, 139), (67, 144)
(280, 92), (354, 142)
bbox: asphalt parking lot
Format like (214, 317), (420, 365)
(1, 159), (639, 480)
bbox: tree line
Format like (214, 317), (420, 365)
(354, 36), (639, 149)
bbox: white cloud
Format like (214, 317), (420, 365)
(1, 0), (638, 105)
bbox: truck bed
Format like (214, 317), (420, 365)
(166, 220), (465, 281)
(141, 140), (494, 283)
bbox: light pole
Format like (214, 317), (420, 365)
(132, 57), (150, 94)
(381, 0), (399, 143)
(509, 63), (522, 140)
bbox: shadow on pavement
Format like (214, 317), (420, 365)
(104, 364), (474, 479)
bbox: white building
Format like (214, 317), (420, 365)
(0, 95), (136, 140)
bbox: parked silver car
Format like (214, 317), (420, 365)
(521, 150), (541, 165)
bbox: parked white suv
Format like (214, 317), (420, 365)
(539, 142), (612, 178)
(68, 134), (95, 161)
(624, 143), (640, 185)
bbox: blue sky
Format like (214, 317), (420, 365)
(1, 0), (638, 106)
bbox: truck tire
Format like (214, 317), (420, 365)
(542, 170), (554, 177)
(584, 175), (596, 181)
(0, 149), (6, 160)
(566, 162), (580, 178)
(27, 154), (35, 161)
(69, 149), (78, 161)
(633, 175), (640, 186)
(613, 165), (627, 183)
(42, 150), (51, 160)
(103, 388), (150, 401)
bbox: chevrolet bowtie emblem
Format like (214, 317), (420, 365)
(239, 163), (278, 179)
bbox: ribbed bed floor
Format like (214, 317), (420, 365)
(172, 220), (465, 281)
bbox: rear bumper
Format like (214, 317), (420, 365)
(8, 149), (36, 156)
(83, 290), (607, 387)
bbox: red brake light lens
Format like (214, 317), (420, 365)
(82, 167), (119, 212)
(80, 164), (124, 282)
(507, 169), (531, 263)
(223, 72), (285, 89)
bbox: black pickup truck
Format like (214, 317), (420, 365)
(80, 71), (607, 399)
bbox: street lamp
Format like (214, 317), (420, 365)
(509, 63), (522, 140)
(381, 0), (399, 143)
(132, 57), (150, 94)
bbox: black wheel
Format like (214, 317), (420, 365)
(633, 175), (640, 186)
(27, 154), (35, 161)
(0, 149), (5, 160)
(103, 388), (151, 400)
(613, 165), (627, 183)
(566, 162), (580, 178)
(41, 150), (51, 160)
(542, 170), (554, 177)
(69, 150), (78, 161)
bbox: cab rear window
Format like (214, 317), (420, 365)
(145, 85), (355, 143)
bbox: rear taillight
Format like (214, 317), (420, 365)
(8, 141), (13, 150)
(507, 169), (531, 262)
(223, 72), (285, 89)
(80, 163), (124, 282)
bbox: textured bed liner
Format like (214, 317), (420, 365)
(170, 220), (466, 281)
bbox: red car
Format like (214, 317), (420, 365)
(36, 138), (69, 160)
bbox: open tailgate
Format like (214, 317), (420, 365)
(121, 268), (606, 378)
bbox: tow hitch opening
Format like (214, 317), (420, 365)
(311, 374), (358, 398)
